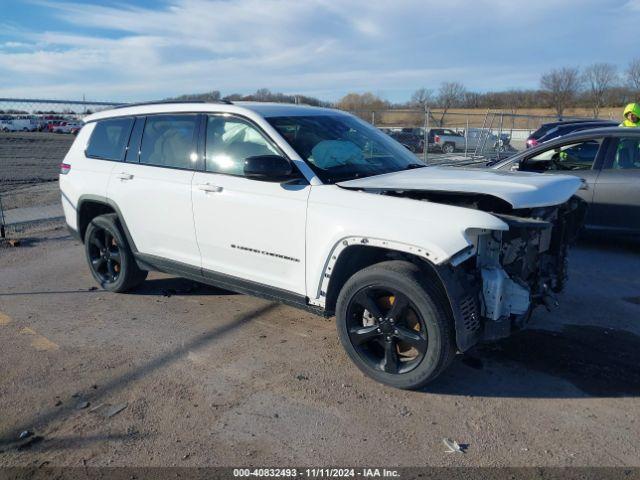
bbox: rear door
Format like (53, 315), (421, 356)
(191, 113), (309, 294)
(590, 136), (640, 233)
(107, 114), (202, 266)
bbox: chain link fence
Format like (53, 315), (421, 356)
(0, 98), (123, 237)
(347, 108), (596, 164)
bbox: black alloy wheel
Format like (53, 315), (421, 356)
(87, 226), (122, 285)
(346, 286), (428, 375)
(336, 260), (456, 389)
(84, 213), (147, 292)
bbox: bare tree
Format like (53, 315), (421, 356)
(437, 82), (465, 125)
(409, 88), (433, 110)
(502, 89), (530, 114)
(540, 67), (582, 118)
(336, 92), (389, 118)
(583, 63), (618, 117)
(463, 91), (481, 109)
(626, 58), (640, 95)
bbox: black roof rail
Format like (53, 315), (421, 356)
(112, 99), (233, 109)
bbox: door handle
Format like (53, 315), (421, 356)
(116, 172), (134, 180)
(197, 183), (223, 193)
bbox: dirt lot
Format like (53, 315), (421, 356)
(0, 227), (639, 468)
(0, 132), (72, 212)
(0, 132), (73, 194)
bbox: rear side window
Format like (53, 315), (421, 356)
(139, 115), (198, 169)
(86, 117), (134, 161)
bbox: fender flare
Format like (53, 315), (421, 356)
(310, 236), (448, 307)
(76, 194), (139, 252)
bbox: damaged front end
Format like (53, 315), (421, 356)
(445, 195), (586, 350)
(337, 167), (585, 352)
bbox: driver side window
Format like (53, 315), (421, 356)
(522, 139), (602, 172)
(205, 115), (279, 176)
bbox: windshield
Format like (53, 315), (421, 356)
(267, 114), (424, 183)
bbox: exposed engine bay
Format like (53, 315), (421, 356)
(378, 189), (586, 344)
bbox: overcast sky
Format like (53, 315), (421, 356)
(1, 0), (638, 103)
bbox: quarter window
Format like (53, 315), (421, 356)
(86, 117), (134, 161)
(205, 115), (279, 176)
(139, 115), (198, 169)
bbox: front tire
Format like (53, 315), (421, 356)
(84, 214), (147, 292)
(336, 260), (456, 390)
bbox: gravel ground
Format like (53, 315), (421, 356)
(0, 228), (638, 467)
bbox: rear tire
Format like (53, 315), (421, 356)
(84, 214), (147, 293)
(335, 260), (456, 390)
(442, 142), (455, 154)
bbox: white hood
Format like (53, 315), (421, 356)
(337, 166), (581, 209)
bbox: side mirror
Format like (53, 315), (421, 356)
(243, 155), (293, 182)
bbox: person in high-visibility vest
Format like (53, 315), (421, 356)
(620, 103), (640, 127)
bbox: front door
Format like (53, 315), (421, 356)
(191, 114), (309, 295)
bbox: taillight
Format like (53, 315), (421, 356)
(435, 135), (440, 143)
(526, 139), (538, 148)
(60, 163), (71, 175)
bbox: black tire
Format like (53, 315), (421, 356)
(84, 214), (147, 292)
(442, 142), (455, 154)
(336, 260), (456, 390)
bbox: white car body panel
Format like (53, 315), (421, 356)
(192, 171), (309, 294)
(59, 123), (115, 230)
(304, 185), (508, 303)
(337, 166), (581, 209)
(107, 164), (201, 267)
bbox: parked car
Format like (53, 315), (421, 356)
(60, 101), (584, 389)
(428, 128), (463, 153)
(53, 122), (83, 134)
(492, 127), (640, 235)
(525, 119), (616, 148)
(46, 121), (64, 132)
(389, 131), (424, 153)
(536, 121), (617, 146)
(429, 128), (506, 154)
(0, 119), (35, 132)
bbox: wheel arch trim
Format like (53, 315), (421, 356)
(310, 236), (449, 308)
(76, 194), (138, 253)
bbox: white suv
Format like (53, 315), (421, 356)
(60, 101), (584, 389)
